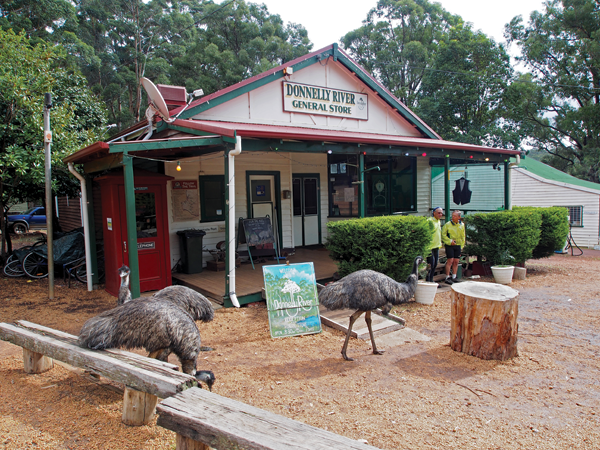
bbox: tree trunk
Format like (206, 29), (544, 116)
(450, 281), (519, 360)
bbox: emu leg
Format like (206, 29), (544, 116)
(342, 311), (364, 361)
(365, 311), (384, 355)
(148, 348), (170, 362)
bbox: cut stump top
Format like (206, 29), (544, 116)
(451, 281), (519, 301)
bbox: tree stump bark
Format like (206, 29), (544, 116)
(450, 281), (519, 360)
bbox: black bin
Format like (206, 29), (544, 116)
(176, 229), (206, 274)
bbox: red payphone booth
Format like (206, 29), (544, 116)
(96, 169), (173, 297)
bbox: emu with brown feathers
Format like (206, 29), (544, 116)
(319, 256), (423, 361)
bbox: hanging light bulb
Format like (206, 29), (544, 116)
(176, 161), (182, 171)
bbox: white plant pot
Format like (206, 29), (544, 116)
(491, 265), (514, 285)
(414, 281), (438, 305)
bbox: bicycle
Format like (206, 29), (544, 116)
(3, 235), (47, 278)
(64, 242), (105, 286)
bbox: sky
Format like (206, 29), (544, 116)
(258, 0), (547, 51)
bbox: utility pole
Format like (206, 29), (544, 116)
(44, 93), (54, 299)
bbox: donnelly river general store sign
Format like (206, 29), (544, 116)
(283, 81), (368, 120)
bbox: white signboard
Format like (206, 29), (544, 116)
(283, 82), (368, 120)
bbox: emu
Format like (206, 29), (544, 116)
(117, 265), (132, 305)
(79, 268), (216, 390)
(319, 256), (424, 361)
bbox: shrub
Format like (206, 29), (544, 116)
(325, 215), (432, 281)
(463, 209), (542, 265)
(514, 206), (570, 259)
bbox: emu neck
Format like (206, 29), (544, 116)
(119, 274), (132, 304)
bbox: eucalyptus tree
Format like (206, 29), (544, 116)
(417, 25), (518, 148)
(341, 0), (460, 108)
(505, 0), (600, 182)
(0, 30), (106, 256)
(170, 0), (313, 94)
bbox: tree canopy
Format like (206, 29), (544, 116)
(341, 0), (460, 108)
(505, 0), (600, 182)
(417, 24), (518, 148)
(0, 29), (106, 253)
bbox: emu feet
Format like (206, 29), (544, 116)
(342, 352), (355, 362)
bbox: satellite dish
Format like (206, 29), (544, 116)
(141, 77), (170, 121)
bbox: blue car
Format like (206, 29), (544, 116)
(7, 206), (46, 234)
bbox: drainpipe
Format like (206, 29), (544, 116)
(226, 136), (242, 308)
(68, 163), (93, 291)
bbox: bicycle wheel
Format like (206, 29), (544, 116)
(3, 259), (25, 277)
(74, 263), (87, 283)
(22, 252), (49, 278)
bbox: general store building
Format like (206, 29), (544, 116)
(65, 44), (519, 306)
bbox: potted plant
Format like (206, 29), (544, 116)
(414, 260), (438, 305)
(491, 250), (515, 285)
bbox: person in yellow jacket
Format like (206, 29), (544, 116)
(441, 210), (465, 285)
(426, 207), (444, 284)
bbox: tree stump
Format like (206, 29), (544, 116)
(450, 281), (519, 360)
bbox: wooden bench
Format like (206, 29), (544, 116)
(0, 320), (200, 426)
(157, 387), (380, 450)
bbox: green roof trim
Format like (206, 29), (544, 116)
(176, 44), (437, 139)
(517, 157), (600, 192)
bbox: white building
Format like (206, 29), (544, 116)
(512, 157), (600, 248)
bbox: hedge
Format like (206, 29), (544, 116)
(463, 209), (542, 265)
(513, 206), (570, 259)
(325, 215), (432, 281)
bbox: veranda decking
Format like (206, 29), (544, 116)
(172, 247), (338, 306)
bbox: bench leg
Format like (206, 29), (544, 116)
(23, 348), (54, 374)
(122, 387), (158, 426)
(176, 434), (210, 450)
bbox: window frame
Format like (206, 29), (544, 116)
(563, 205), (583, 227)
(198, 175), (225, 222)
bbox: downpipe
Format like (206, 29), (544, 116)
(68, 163), (93, 291)
(227, 136), (242, 308)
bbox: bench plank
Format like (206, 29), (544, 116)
(157, 387), (379, 450)
(17, 320), (182, 372)
(0, 322), (197, 398)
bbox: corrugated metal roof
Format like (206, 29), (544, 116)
(517, 157), (600, 192)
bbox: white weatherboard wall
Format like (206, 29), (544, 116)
(416, 158), (431, 215)
(512, 167), (600, 247)
(192, 62), (423, 138)
(166, 151), (296, 268)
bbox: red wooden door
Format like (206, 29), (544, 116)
(118, 185), (169, 292)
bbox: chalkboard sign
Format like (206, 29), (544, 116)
(263, 263), (322, 338)
(240, 217), (275, 246)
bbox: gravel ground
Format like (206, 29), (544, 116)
(0, 248), (598, 449)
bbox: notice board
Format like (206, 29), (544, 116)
(262, 263), (322, 338)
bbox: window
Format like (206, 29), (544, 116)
(327, 155), (416, 217)
(328, 154), (359, 217)
(566, 206), (583, 227)
(135, 193), (157, 238)
(199, 175), (225, 222)
(365, 155), (416, 215)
